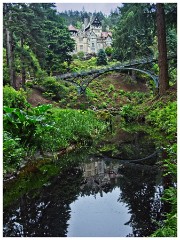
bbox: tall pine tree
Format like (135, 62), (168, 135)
(156, 3), (169, 95)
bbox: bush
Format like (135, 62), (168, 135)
(120, 104), (139, 122)
(108, 84), (115, 93)
(3, 85), (29, 109)
(3, 131), (26, 174)
(72, 53), (78, 60)
(96, 49), (108, 66)
(146, 102), (177, 138)
(86, 88), (97, 99)
(3, 104), (53, 148)
(77, 51), (85, 60)
(42, 77), (69, 100)
(105, 46), (113, 57)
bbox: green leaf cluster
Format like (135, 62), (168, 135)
(3, 131), (26, 174)
(120, 104), (139, 122)
(146, 102), (177, 138)
(3, 104), (53, 147)
(41, 77), (69, 100)
(3, 85), (30, 109)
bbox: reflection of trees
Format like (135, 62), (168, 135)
(117, 163), (163, 237)
(3, 167), (83, 237)
(3, 153), (164, 237)
(116, 131), (157, 160)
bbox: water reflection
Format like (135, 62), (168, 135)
(3, 155), (163, 237)
(3, 167), (82, 237)
(117, 163), (163, 237)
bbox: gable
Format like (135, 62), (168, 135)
(106, 36), (112, 41)
(91, 16), (101, 27)
(90, 30), (97, 38)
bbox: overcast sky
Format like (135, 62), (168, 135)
(56, 3), (122, 15)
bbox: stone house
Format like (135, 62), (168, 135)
(68, 15), (112, 54)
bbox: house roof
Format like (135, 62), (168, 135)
(101, 32), (112, 38)
(68, 24), (78, 32)
(85, 15), (101, 31)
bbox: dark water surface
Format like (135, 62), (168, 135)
(3, 130), (165, 237)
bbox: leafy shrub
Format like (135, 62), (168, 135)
(3, 104), (53, 147)
(99, 102), (107, 109)
(120, 104), (139, 122)
(146, 102), (177, 138)
(113, 92), (118, 99)
(151, 143), (177, 237)
(34, 69), (48, 82)
(72, 53), (78, 60)
(86, 88), (97, 99)
(105, 46), (113, 57)
(42, 77), (69, 100)
(108, 84), (115, 93)
(119, 89), (126, 95)
(3, 85), (29, 109)
(3, 131), (26, 174)
(42, 91), (55, 99)
(77, 51), (85, 60)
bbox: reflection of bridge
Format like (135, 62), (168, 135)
(55, 55), (176, 94)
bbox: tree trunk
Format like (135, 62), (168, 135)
(131, 70), (136, 81)
(5, 6), (16, 88)
(156, 3), (169, 96)
(21, 38), (26, 89)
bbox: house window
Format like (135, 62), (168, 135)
(80, 45), (83, 50)
(79, 38), (83, 42)
(91, 43), (95, 51)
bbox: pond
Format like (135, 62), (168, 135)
(3, 127), (166, 237)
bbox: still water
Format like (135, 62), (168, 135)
(3, 154), (163, 237)
(67, 187), (132, 237)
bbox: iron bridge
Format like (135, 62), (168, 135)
(55, 55), (176, 94)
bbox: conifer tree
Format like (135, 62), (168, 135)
(96, 49), (108, 66)
(3, 3), (16, 88)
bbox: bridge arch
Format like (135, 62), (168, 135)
(79, 67), (159, 94)
(56, 64), (159, 94)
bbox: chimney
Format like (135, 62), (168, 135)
(84, 18), (89, 28)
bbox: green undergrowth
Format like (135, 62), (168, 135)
(3, 88), (106, 175)
(119, 89), (177, 237)
(57, 73), (150, 110)
(46, 108), (106, 150)
(69, 57), (120, 72)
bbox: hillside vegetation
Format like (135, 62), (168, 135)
(3, 3), (177, 237)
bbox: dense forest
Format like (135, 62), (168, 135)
(58, 8), (120, 31)
(3, 3), (177, 237)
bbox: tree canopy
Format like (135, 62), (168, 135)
(3, 3), (75, 88)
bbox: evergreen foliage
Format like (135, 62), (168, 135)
(59, 8), (120, 31)
(96, 49), (108, 66)
(3, 3), (75, 87)
(113, 4), (156, 61)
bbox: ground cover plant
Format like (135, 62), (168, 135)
(3, 87), (106, 174)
